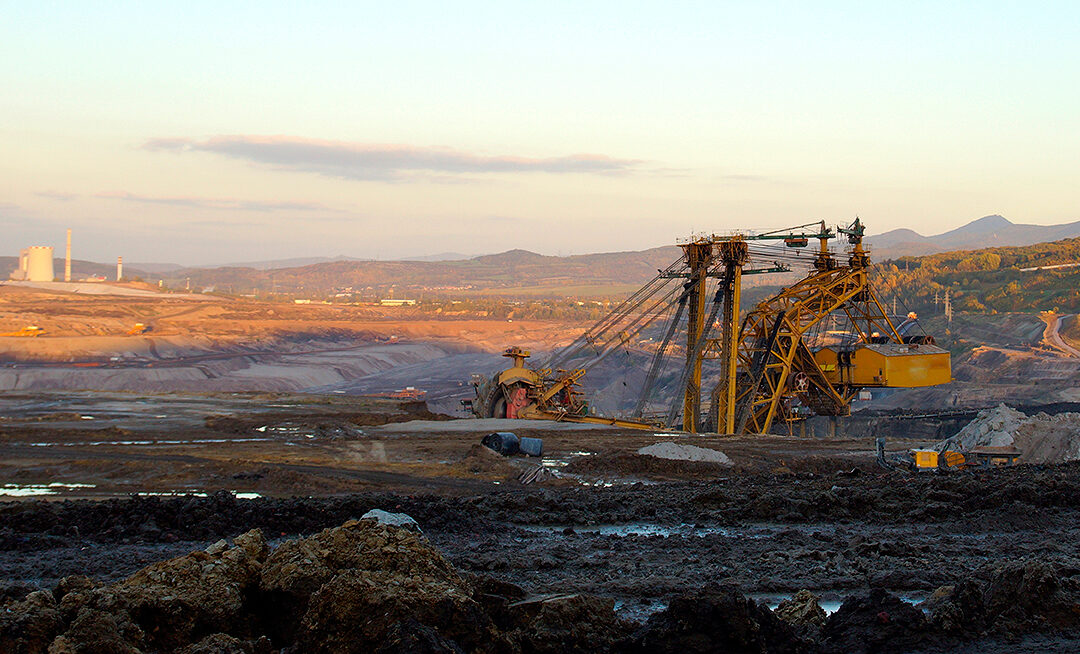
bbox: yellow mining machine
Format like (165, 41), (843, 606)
(468, 218), (951, 434)
(0, 325), (45, 337)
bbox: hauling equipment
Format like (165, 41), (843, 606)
(0, 325), (44, 337)
(468, 218), (951, 434)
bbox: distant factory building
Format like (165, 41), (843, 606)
(10, 246), (55, 281)
(380, 298), (417, 306)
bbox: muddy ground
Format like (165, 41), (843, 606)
(3, 392), (1080, 650)
(4, 466), (1080, 652)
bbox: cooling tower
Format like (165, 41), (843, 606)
(22, 246), (55, 282)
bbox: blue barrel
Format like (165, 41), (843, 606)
(481, 432), (520, 455)
(518, 436), (543, 457)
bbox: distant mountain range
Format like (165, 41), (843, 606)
(185, 252), (475, 270)
(866, 215), (1080, 259)
(8, 215), (1078, 296)
(158, 246), (683, 296)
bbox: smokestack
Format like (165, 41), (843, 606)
(117, 256), (123, 282)
(65, 229), (72, 282)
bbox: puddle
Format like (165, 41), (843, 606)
(0, 484), (264, 499)
(613, 592), (926, 623)
(136, 491), (210, 498)
(0, 482), (96, 497)
(29, 437), (277, 447)
(133, 490), (263, 499)
(515, 522), (760, 538)
(757, 592), (926, 615)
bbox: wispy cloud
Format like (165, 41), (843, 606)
(94, 191), (337, 213)
(143, 135), (643, 181)
(36, 190), (79, 201)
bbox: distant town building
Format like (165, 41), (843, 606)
(379, 298), (417, 306)
(9, 247), (55, 281)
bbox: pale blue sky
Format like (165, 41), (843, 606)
(2, 2), (1078, 264)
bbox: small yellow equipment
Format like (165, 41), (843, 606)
(911, 449), (966, 470)
(0, 325), (44, 337)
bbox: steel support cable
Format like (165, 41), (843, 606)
(557, 284), (682, 379)
(545, 258), (682, 366)
(572, 263), (684, 346)
(565, 283), (686, 376)
(752, 221), (827, 237)
(746, 248), (815, 259)
(542, 257), (686, 370)
(633, 287), (690, 417)
(544, 278), (679, 371)
(664, 280), (728, 429)
(744, 248), (811, 260)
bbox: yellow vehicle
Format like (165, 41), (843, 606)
(0, 325), (44, 337)
(127, 323), (149, 335)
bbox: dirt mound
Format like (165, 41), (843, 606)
(928, 559), (1079, 636)
(941, 404), (1080, 463)
(296, 571), (501, 653)
(637, 442), (733, 465)
(506, 594), (631, 654)
(178, 633), (271, 654)
(625, 584), (810, 653)
(0, 518), (631, 653)
(456, 443), (519, 478)
(819, 589), (935, 654)
(775, 590), (828, 630)
(110, 529), (267, 650)
(0, 590), (62, 654)
(259, 519), (463, 644)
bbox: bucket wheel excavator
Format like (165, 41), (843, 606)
(468, 218), (951, 434)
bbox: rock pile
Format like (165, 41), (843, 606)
(0, 519), (628, 653)
(940, 404), (1080, 463)
(637, 442), (733, 465)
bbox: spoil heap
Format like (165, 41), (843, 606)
(940, 404), (1080, 463)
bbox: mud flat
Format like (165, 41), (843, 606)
(5, 466), (1080, 652)
(5, 392), (1080, 650)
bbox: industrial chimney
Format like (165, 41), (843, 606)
(65, 229), (72, 282)
(117, 256), (123, 282)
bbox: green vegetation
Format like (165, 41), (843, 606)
(872, 237), (1080, 314)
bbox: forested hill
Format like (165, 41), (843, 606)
(873, 237), (1080, 313)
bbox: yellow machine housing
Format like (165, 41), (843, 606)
(814, 343), (951, 388)
(912, 449), (965, 469)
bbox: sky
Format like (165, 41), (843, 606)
(2, 1), (1079, 265)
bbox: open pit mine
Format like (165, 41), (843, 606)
(5, 220), (1080, 653)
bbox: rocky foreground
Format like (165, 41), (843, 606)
(2, 514), (1080, 653)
